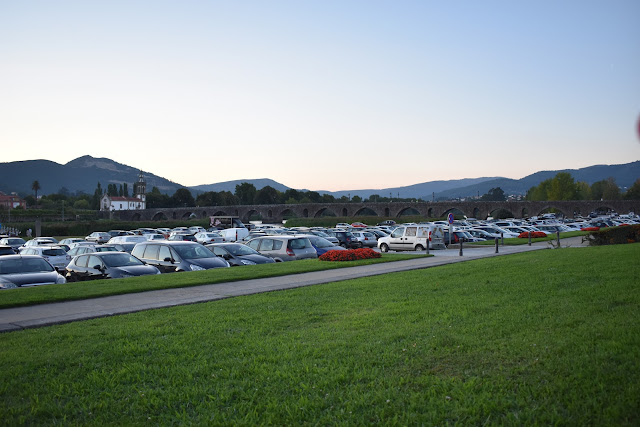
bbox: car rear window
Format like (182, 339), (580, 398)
(42, 248), (66, 256)
(289, 238), (311, 249)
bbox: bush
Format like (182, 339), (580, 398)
(518, 231), (547, 239)
(585, 225), (640, 246)
(319, 248), (382, 261)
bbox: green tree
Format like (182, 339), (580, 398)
(624, 179), (640, 200)
(480, 187), (506, 201)
(146, 187), (171, 209)
(31, 180), (41, 206)
(283, 189), (301, 203)
(575, 181), (592, 200)
(351, 195), (363, 203)
(254, 186), (281, 205)
(235, 183), (257, 205)
(171, 188), (195, 207)
(73, 199), (90, 209)
(91, 182), (103, 210)
(592, 178), (621, 200)
(548, 172), (577, 200)
(123, 183), (129, 197)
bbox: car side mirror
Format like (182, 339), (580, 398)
(163, 257), (174, 263)
(223, 254), (232, 260)
(92, 264), (103, 271)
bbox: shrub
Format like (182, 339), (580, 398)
(319, 248), (382, 261)
(518, 231), (547, 239)
(585, 225), (640, 246)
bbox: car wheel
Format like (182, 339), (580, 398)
(415, 244), (424, 251)
(380, 243), (389, 253)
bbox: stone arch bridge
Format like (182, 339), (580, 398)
(110, 200), (639, 223)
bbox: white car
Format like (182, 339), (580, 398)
(194, 232), (225, 245)
(19, 245), (72, 271)
(85, 232), (111, 244)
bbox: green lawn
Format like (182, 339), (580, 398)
(1, 244), (638, 424)
(0, 253), (424, 309)
(470, 230), (589, 245)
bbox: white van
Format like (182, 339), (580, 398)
(218, 227), (250, 242)
(377, 225), (445, 252)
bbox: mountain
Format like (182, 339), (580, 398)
(1, 155), (638, 200)
(433, 161), (640, 200)
(0, 155), (184, 196)
(191, 178), (293, 194)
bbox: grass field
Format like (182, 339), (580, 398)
(0, 244), (638, 424)
(470, 230), (588, 246)
(0, 253), (423, 309)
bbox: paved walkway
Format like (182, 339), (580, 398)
(0, 237), (588, 333)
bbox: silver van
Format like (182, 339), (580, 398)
(245, 236), (318, 262)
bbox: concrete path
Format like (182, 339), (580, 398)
(0, 236), (588, 333)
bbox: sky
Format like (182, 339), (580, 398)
(1, 0), (639, 192)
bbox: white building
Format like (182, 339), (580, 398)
(100, 171), (147, 211)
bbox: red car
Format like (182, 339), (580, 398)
(351, 222), (367, 228)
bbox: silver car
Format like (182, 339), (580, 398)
(245, 236), (317, 262)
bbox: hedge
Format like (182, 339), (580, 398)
(585, 225), (640, 246)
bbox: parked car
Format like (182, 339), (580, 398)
(325, 231), (362, 249)
(377, 225), (446, 252)
(20, 245), (72, 271)
(144, 233), (167, 241)
(21, 237), (59, 251)
(66, 252), (161, 281)
(168, 233), (198, 242)
(306, 230), (339, 244)
(245, 236), (318, 262)
(349, 231), (378, 248)
(0, 245), (16, 256)
(351, 222), (367, 228)
(67, 244), (120, 257)
(194, 231), (225, 245)
(107, 235), (148, 245)
(205, 243), (276, 266)
(58, 238), (87, 246)
(107, 230), (131, 237)
(0, 237), (26, 253)
(377, 220), (396, 226)
(304, 235), (346, 256)
(131, 241), (230, 273)
(0, 255), (67, 289)
(85, 232), (111, 244)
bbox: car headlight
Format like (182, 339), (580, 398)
(56, 275), (67, 284)
(0, 278), (18, 289)
(190, 264), (206, 271)
(241, 260), (256, 265)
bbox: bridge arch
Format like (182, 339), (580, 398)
(354, 207), (378, 216)
(303, 208), (309, 218)
(398, 207), (421, 217)
(245, 209), (260, 222)
(281, 208), (297, 219)
(342, 208), (348, 216)
(314, 207), (337, 218)
(152, 211), (168, 221)
(181, 211), (196, 220)
(130, 212), (141, 221)
(442, 207), (466, 219)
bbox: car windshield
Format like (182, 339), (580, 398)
(96, 247), (118, 252)
(42, 248), (66, 256)
(173, 244), (215, 259)
(225, 245), (260, 256)
(0, 258), (55, 274)
(102, 253), (144, 267)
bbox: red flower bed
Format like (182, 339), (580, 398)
(518, 231), (547, 239)
(319, 248), (382, 261)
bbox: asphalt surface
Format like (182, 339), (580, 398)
(0, 236), (589, 333)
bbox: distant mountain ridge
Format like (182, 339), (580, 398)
(0, 156), (638, 201)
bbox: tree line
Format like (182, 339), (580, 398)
(524, 173), (640, 201)
(12, 174), (640, 214)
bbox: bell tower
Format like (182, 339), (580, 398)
(135, 171), (146, 203)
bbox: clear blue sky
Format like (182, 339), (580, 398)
(1, 0), (639, 191)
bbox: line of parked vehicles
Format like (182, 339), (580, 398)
(0, 212), (637, 289)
